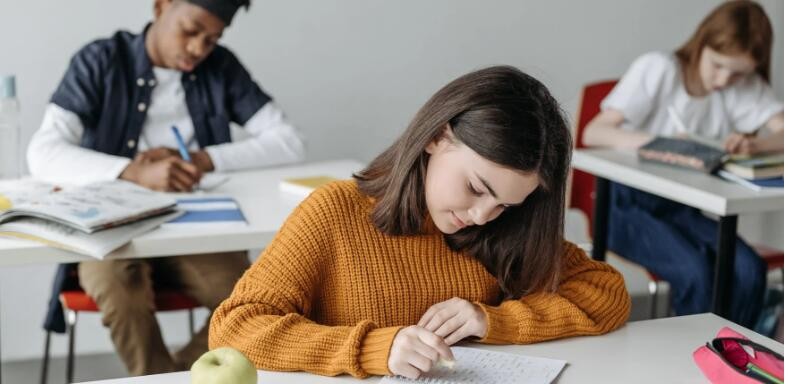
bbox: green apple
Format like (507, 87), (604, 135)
(191, 347), (257, 384)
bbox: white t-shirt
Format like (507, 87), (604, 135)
(137, 67), (198, 152)
(601, 51), (783, 140)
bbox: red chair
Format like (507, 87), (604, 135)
(40, 268), (201, 384)
(569, 80), (617, 235)
(569, 80), (784, 319)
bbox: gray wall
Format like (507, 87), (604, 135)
(0, 0), (783, 362)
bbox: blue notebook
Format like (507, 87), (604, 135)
(751, 177), (785, 188)
(163, 197), (247, 227)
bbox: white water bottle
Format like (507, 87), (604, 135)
(0, 75), (21, 179)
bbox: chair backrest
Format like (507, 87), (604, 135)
(569, 80), (617, 235)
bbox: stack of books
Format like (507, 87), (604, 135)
(718, 153), (784, 191)
(0, 180), (182, 258)
(636, 137), (783, 191)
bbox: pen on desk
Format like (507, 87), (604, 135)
(667, 106), (689, 135)
(171, 125), (192, 162)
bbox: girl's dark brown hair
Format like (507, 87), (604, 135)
(676, 0), (773, 89)
(354, 66), (572, 299)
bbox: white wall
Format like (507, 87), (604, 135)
(0, 0), (783, 362)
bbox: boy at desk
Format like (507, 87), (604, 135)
(28, 0), (305, 375)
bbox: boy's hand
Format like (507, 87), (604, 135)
(138, 147), (181, 162)
(417, 297), (488, 346)
(137, 147), (214, 172)
(388, 326), (453, 379)
(120, 155), (202, 192)
(190, 150), (215, 172)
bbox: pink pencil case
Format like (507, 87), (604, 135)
(693, 326), (784, 383)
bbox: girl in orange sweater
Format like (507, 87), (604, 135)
(209, 66), (631, 379)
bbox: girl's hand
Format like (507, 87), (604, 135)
(724, 133), (758, 155)
(388, 326), (454, 379)
(417, 297), (488, 345)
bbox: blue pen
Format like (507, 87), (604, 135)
(171, 125), (192, 162)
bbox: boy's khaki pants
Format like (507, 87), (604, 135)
(78, 251), (250, 376)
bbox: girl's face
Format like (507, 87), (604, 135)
(698, 47), (756, 92)
(424, 129), (540, 235)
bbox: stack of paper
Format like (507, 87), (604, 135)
(380, 347), (566, 384)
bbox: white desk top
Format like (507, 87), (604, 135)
(0, 160), (363, 267)
(572, 149), (783, 216)
(78, 313), (783, 384)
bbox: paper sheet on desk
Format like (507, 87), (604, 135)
(380, 347), (566, 384)
(199, 173), (229, 190)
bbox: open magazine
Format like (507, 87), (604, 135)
(0, 180), (177, 233)
(0, 211), (182, 258)
(0, 179), (181, 258)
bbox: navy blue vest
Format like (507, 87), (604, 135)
(50, 24), (271, 156)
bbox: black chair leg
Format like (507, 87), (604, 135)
(40, 331), (51, 384)
(188, 309), (195, 336)
(648, 280), (659, 319)
(66, 311), (77, 383)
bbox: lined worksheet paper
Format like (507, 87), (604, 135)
(379, 347), (566, 384)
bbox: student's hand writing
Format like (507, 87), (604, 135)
(417, 297), (488, 346)
(724, 133), (758, 155)
(388, 326), (454, 379)
(138, 147), (181, 162)
(190, 149), (215, 172)
(137, 147), (214, 172)
(120, 155), (202, 192)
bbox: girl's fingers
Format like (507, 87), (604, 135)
(407, 352), (433, 374)
(412, 338), (440, 362)
(433, 314), (463, 338)
(444, 322), (473, 346)
(425, 305), (462, 332)
(417, 328), (454, 361)
(418, 301), (447, 327)
(726, 135), (744, 153)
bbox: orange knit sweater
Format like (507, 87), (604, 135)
(209, 180), (630, 378)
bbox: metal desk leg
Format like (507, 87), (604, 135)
(712, 215), (737, 319)
(592, 177), (611, 262)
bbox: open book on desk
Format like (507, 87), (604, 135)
(0, 179), (177, 233)
(0, 211), (182, 259)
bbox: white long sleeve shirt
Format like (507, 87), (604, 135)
(28, 67), (305, 185)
